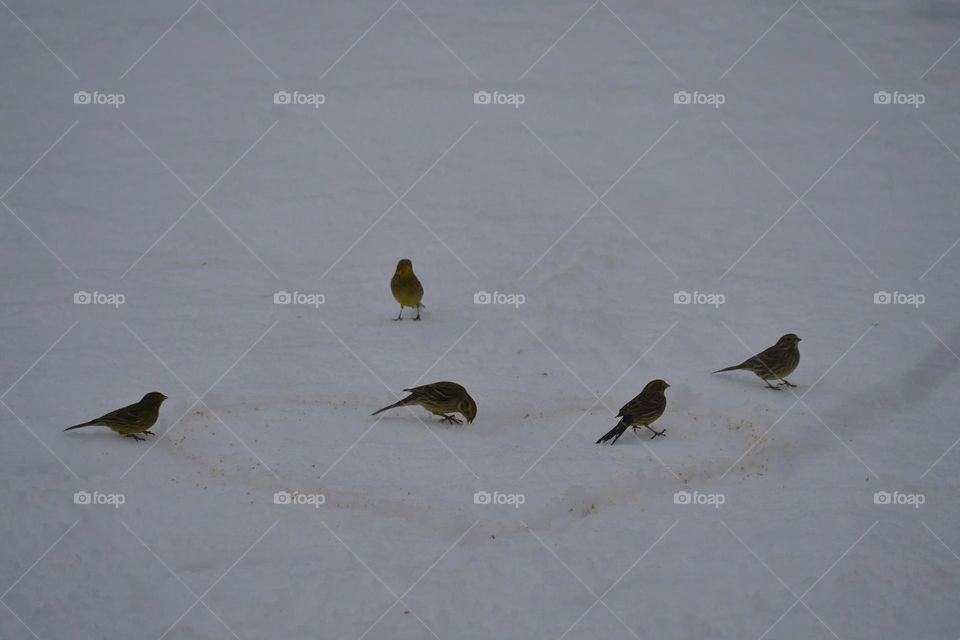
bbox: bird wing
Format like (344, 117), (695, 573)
(97, 402), (149, 427)
(746, 343), (783, 371)
(404, 382), (462, 403)
(618, 392), (663, 419)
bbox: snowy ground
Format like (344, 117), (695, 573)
(2, 1), (960, 638)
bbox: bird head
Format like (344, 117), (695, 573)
(142, 392), (168, 406)
(644, 379), (670, 394)
(458, 393), (477, 424)
(395, 259), (414, 274)
(778, 334), (801, 345)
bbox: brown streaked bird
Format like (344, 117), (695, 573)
(391, 258), (424, 321)
(63, 392), (168, 441)
(713, 333), (801, 390)
(596, 379), (670, 445)
(371, 381), (477, 424)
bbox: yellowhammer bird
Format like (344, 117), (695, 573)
(371, 381), (477, 424)
(391, 258), (423, 320)
(63, 392), (168, 441)
(596, 379), (670, 444)
(713, 333), (801, 389)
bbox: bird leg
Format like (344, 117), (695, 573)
(414, 307), (421, 321)
(764, 380), (782, 390)
(440, 414), (462, 425)
(125, 434), (145, 441)
(647, 426), (666, 439)
(778, 379), (797, 387)
(395, 306), (404, 321)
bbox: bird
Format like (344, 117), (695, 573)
(713, 333), (801, 390)
(391, 258), (424, 320)
(371, 381), (477, 424)
(63, 392), (168, 441)
(596, 379), (669, 445)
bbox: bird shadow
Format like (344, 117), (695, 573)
(710, 375), (794, 393)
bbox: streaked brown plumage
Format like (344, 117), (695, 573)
(371, 381), (477, 424)
(596, 379), (669, 445)
(63, 392), (168, 441)
(713, 333), (801, 389)
(391, 258), (424, 320)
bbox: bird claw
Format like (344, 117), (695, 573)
(649, 429), (666, 439)
(440, 414), (462, 425)
(126, 434), (145, 441)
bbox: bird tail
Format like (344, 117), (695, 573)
(371, 396), (412, 417)
(63, 420), (98, 432)
(712, 363), (745, 374)
(596, 419), (629, 445)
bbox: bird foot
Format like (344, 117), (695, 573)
(766, 384), (783, 391)
(440, 414), (462, 425)
(649, 429), (666, 439)
(145, 430), (156, 436)
(126, 434), (145, 441)
(780, 380), (797, 388)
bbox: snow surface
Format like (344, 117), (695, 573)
(2, 1), (960, 638)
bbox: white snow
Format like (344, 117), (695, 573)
(2, 1), (960, 638)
